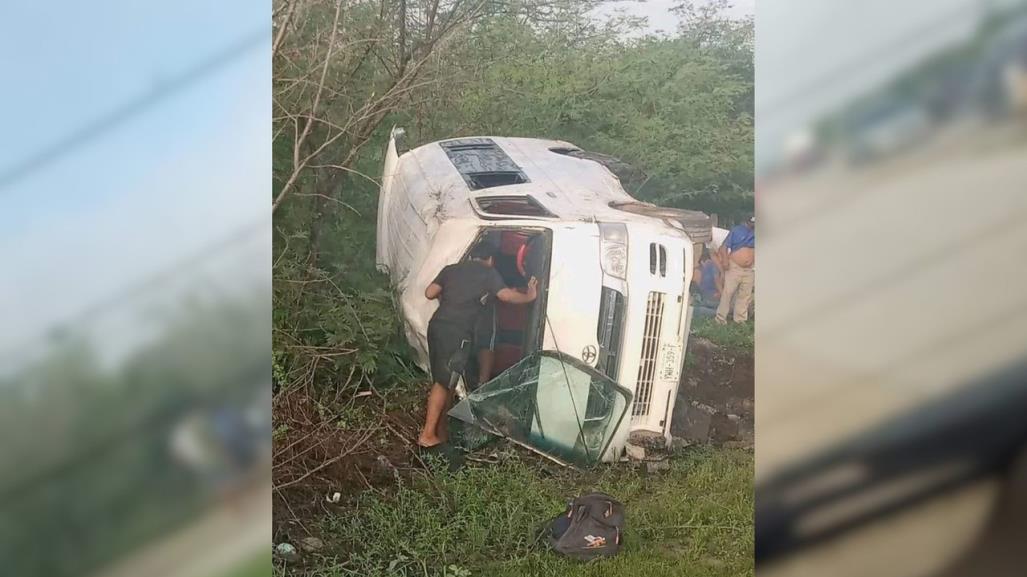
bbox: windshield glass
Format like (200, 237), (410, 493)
(448, 350), (632, 466)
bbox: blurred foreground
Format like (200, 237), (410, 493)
(757, 1), (1027, 575)
(0, 1), (270, 575)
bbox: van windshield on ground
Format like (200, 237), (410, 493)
(449, 350), (632, 467)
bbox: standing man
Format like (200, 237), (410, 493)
(419, 242), (538, 448)
(716, 215), (755, 324)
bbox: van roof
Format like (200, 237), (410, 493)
(396, 135), (679, 228)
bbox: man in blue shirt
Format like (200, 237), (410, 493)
(716, 215), (755, 324)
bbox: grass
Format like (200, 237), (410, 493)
(690, 317), (754, 352)
(277, 447), (752, 577)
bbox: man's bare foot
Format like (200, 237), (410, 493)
(417, 434), (442, 448)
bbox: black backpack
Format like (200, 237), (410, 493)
(546, 492), (625, 560)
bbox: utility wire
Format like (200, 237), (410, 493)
(0, 26), (269, 193)
(0, 216), (268, 367)
(0, 27), (270, 367)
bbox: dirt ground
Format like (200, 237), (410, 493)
(272, 391), (424, 546)
(671, 336), (755, 447)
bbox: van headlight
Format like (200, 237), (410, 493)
(599, 223), (628, 279)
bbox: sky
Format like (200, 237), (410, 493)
(595, 0), (755, 34)
(0, 1), (270, 364)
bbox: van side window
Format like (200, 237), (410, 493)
(474, 195), (555, 218)
(440, 138), (530, 190)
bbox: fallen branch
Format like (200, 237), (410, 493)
(274, 426), (377, 490)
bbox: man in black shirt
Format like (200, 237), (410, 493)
(419, 242), (538, 448)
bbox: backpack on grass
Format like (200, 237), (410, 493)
(546, 492), (625, 560)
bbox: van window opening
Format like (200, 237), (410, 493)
(465, 228), (552, 385)
(468, 171), (527, 189)
(474, 195), (556, 218)
(440, 138), (531, 190)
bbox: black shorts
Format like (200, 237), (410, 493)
(474, 303), (497, 352)
(427, 319), (473, 388)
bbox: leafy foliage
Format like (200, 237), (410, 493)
(0, 295), (269, 577)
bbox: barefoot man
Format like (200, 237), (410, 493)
(716, 215), (755, 324)
(419, 242), (538, 448)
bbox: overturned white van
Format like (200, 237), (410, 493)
(376, 128), (708, 463)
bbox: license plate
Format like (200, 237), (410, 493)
(658, 343), (682, 382)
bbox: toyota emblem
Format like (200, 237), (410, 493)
(581, 345), (598, 365)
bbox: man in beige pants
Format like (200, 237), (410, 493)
(716, 215), (755, 324)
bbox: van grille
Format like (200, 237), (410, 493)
(632, 291), (665, 420)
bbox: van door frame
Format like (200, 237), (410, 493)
(462, 225), (553, 369)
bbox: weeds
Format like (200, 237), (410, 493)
(280, 448), (752, 577)
(691, 317), (754, 352)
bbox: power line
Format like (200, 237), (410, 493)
(0, 27), (269, 193)
(0, 216), (268, 365)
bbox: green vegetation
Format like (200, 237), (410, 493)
(691, 318), (754, 352)
(276, 448), (752, 577)
(0, 296), (268, 577)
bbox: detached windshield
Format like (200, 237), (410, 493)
(448, 350), (632, 466)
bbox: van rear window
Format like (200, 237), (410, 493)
(474, 195), (555, 218)
(441, 138), (530, 190)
